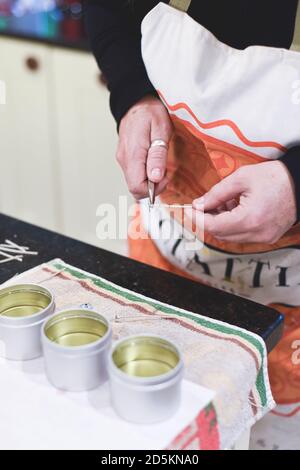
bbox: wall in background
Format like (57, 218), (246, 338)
(0, 36), (131, 256)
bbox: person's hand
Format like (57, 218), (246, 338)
(192, 161), (297, 244)
(117, 95), (173, 200)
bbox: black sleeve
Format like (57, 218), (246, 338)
(280, 147), (300, 222)
(84, 0), (156, 126)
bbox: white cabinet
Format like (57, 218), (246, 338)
(0, 38), (58, 230)
(0, 38), (130, 255)
(52, 49), (129, 254)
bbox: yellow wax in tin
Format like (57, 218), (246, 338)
(113, 336), (180, 378)
(45, 311), (109, 347)
(0, 286), (51, 318)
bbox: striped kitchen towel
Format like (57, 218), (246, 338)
(1, 259), (275, 449)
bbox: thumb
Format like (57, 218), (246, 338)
(147, 144), (168, 183)
(147, 122), (170, 183)
(193, 170), (246, 211)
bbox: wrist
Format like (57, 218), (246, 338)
(280, 147), (300, 223)
(120, 94), (159, 127)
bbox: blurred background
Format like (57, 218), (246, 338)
(0, 0), (130, 255)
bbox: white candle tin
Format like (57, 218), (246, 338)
(0, 283), (55, 360)
(108, 335), (184, 424)
(42, 308), (112, 392)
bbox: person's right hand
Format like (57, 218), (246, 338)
(117, 95), (173, 200)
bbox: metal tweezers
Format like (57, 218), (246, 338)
(148, 180), (156, 208)
(148, 180), (193, 209)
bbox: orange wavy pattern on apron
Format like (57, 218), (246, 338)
(157, 90), (288, 154)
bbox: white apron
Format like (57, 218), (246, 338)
(140, 0), (300, 306)
(139, 0), (300, 448)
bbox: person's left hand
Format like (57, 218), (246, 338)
(192, 161), (297, 244)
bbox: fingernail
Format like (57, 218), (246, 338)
(193, 197), (204, 210)
(151, 168), (161, 179)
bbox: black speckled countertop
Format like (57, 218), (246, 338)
(0, 213), (284, 352)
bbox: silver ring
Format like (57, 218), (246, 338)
(150, 139), (169, 150)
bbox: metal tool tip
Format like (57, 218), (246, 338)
(148, 180), (155, 207)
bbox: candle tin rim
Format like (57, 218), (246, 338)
(42, 308), (112, 353)
(0, 283), (55, 326)
(109, 334), (184, 386)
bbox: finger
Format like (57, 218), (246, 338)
(213, 230), (266, 243)
(226, 199), (238, 211)
(184, 207), (205, 238)
(133, 177), (169, 201)
(212, 232), (254, 243)
(214, 227), (281, 245)
(147, 145), (168, 183)
(128, 173), (169, 201)
(213, 205), (228, 214)
(124, 148), (149, 199)
(117, 114), (153, 199)
(202, 206), (250, 237)
(193, 171), (245, 212)
(147, 121), (170, 183)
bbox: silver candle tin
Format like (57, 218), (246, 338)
(109, 335), (184, 424)
(0, 283), (55, 360)
(42, 308), (112, 392)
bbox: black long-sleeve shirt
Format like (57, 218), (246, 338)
(84, 0), (300, 218)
